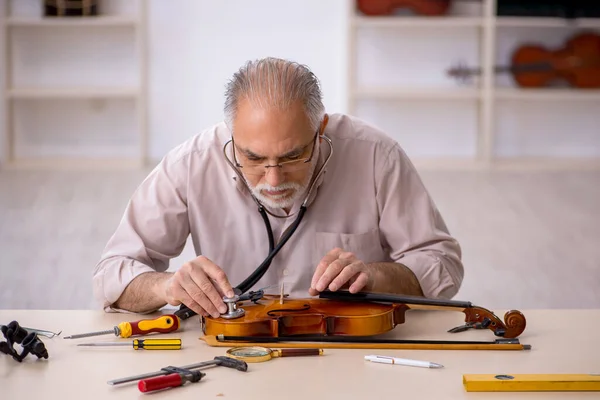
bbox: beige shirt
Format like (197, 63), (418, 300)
(93, 113), (464, 311)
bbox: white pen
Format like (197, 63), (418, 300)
(365, 355), (444, 369)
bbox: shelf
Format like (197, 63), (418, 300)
(3, 156), (142, 170)
(495, 16), (600, 28)
(6, 15), (139, 27)
(413, 156), (600, 171)
(7, 87), (139, 99)
(351, 15), (600, 29)
(352, 15), (483, 28)
(495, 88), (600, 101)
(490, 157), (600, 170)
(1, 2), (148, 169)
(353, 87), (480, 100)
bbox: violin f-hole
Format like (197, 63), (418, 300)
(266, 304), (311, 317)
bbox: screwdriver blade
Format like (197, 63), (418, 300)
(63, 327), (117, 339)
(77, 342), (130, 347)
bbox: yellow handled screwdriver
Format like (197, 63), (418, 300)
(63, 314), (180, 339)
(77, 338), (182, 350)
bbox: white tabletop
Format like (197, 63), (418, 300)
(1, 308), (599, 399)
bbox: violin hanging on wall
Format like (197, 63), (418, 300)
(356, 0), (452, 16)
(448, 31), (600, 88)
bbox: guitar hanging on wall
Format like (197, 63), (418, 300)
(447, 31), (600, 88)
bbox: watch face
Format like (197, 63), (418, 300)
(228, 346), (271, 358)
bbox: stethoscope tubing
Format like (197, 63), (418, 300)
(175, 135), (333, 319)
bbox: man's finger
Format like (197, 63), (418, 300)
(181, 276), (218, 317)
(316, 257), (351, 292)
(199, 257), (235, 298)
(189, 274), (227, 317)
(349, 272), (369, 293)
(180, 269), (222, 318)
(173, 285), (208, 317)
(311, 260), (329, 290)
(328, 261), (364, 292)
(311, 248), (344, 289)
(212, 281), (227, 298)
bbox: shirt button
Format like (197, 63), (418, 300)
(283, 269), (290, 276)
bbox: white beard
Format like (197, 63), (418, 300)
(251, 181), (304, 209)
(249, 157), (318, 210)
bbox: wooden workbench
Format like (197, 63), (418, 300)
(1, 309), (599, 399)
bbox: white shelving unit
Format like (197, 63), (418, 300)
(2, 0), (147, 168)
(346, 0), (600, 170)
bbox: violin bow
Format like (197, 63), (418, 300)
(203, 334), (531, 351)
(317, 290), (527, 339)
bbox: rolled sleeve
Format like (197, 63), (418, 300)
(376, 144), (464, 299)
(92, 152), (191, 310)
(93, 258), (157, 312)
(395, 250), (462, 300)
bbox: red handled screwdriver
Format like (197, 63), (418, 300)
(63, 314), (180, 339)
(138, 370), (205, 393)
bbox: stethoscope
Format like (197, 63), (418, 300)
(175, 133), (333, 320)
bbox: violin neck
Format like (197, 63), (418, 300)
(318, 290), (473, 309)
(451, 62), (556, 79)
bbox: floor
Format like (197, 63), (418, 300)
(1, 167), (599, 311)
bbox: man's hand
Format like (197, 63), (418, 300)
(309, 247), (426, 297)
(309, 248), (373, 296)
(161, 256), (235, 318)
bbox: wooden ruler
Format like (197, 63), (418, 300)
(463, 374), (600, 392)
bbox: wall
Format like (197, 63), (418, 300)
(0, 0), (599, 165)
(0, 1), (5, 161)
(147, 0), (349, 158)
(0, 0), (349, 163)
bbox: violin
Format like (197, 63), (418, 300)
(356, 0), (452, 16)
(201, 290), (527, 341)
(448, 32), (600, 88)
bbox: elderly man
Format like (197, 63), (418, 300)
(93, 57), (463, 318)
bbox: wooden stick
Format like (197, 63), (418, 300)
(200, 335), (531, 351)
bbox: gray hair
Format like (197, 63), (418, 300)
(224, 57), (325, 134)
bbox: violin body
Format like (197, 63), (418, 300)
(202, 292), (527, 339)
(511, 32), (600, 88)
(356, 0), (452, 16)
(203, 297), (408, 337)
(448, 32), (600, 88)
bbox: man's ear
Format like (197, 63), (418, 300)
(319, 114), (329, 142)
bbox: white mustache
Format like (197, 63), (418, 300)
(251, 182), (302, 209)
(254, 182), (301, 194)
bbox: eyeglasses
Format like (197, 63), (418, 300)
(230, 129), (319, 176)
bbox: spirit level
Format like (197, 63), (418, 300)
(463, 374), (600, 392)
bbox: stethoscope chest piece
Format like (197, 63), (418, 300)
(221, 295), (245, 319)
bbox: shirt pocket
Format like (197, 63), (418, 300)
(313, 227), (386, 266)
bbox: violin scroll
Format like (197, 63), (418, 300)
(462, 307), (526, 339)
(503, 310), (527, 339)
